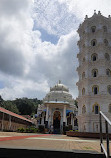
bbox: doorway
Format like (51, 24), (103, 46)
(53, 111), (61, 134)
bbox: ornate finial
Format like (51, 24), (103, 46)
(85, 15), (88, 19)
(98, 11), (101, 15)
(58, 80), (61, 84)
(94, 10), (96, 14)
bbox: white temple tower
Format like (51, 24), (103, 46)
(76, 11), (111, 133)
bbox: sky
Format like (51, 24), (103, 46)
(0, 0), (111, 100)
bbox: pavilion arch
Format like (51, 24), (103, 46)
(67, 112), (73, 125)
(92, 103), (100, 114)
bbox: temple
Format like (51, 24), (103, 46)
(37, 81), (78, 133)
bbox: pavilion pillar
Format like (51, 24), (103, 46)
(9, 115), (11, 131)
(2, 112), (4, 131)
(45, 105), (49, 128)
(63, 105), (66, 131)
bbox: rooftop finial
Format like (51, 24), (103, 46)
(98, 11), (101, 15)
(58, 80), (61, 84)
(85, 15), (88, 19)
(94, 10), (96, 14)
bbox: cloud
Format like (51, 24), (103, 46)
(0, 0), (34, 76)
(0, 0), (110, 100)
(33, 0), (80, 36)
(58, 0), (111, 18)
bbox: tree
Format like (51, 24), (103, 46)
(3, 101), (19, 114)
(74, 100), (78, 108)
(0, 95), (4, 107)
(14, 98), (35, 115)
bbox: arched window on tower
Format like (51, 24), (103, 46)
(82, 88), (85, 95)
(91, 39), (97, 46)
(92, 85), (99, 95)
(91, 26), (96, 33)
(103, 26), (107, 32)
(82, 105), (86, 114)
(91, 53), (98, 61)
(109, 104), (111, 113)
(83, 57), (85, 62)
(92, 69), (98, 77)
(92, 103), (100, 114)
(104, 39), (108, 46)
(107, 85), (111, 95)
(106, 69), (111, 77)
(105, 53), (110, 61)
(82, 72), (85, 79)
(95, 105), (99, 114)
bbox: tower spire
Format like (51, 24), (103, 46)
(58, 80), (61, 84)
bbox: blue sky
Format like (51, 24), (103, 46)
(0, 0), (111, 100)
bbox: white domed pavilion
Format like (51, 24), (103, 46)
(37, 81), (77, 133)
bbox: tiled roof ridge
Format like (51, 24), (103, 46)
(0, 106), (32, 123)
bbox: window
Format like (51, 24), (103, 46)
(91, 53), (98, 61)
(82, 88), (85, 95)
(92, 85), (99, 95)
(106, 69), (111, 77)
(83, 57), (85, 62)
(82, 105), (86, 114)
(109, 104), (111, 113)
(95, 105), (99, 114)
(104, 39), (108, 46)
(91, 39), (97, 46)
(103, 26), (107, 32)
(82, 72), (85, 79)
(91, 26), (96, 33)
(92, 103), (100, 114)
(107, 85), (111, 95)
(92, 69), (98, 77)
(105, 53), (110, 61)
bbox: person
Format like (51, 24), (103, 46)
(50, 124), (53, 134)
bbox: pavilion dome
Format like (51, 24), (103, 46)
(50, 80), (69, 92)
(43, 81), (74, 106)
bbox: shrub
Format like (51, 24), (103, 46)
(68, 124), (72, 130)
(38, 125), (45, 133)
(17, 128), (25, 133)
(63, 126), (69, 135)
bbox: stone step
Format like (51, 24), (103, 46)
(0, 148), (108, 158)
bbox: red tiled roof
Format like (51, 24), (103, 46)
(0, 107), (32, 123)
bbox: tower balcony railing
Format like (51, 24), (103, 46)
(99, 111), (111, 158)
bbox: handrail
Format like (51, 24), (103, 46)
(99, 111), (110, 158)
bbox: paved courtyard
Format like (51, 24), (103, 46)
(0, 132), (110, 153)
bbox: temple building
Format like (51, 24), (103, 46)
(37, 81), (78, 133)
(0, 107), (33, 131)
(76, 11), (111, 133)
